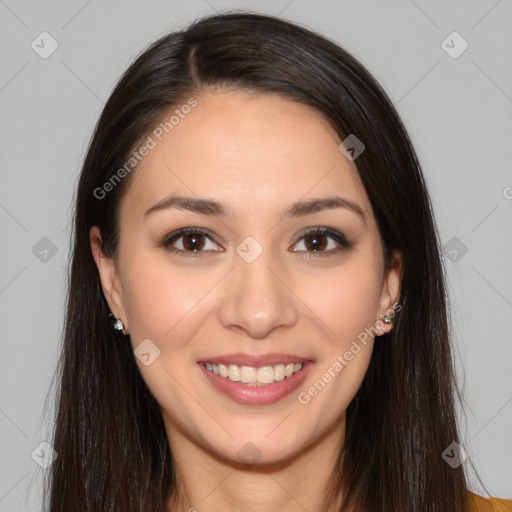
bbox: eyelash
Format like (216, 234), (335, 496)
(161, 227), (351, 258)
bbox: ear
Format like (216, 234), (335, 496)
(89, 225), (129, 332)
(377, 249), (403, 335)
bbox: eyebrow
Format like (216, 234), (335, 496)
(143, 194), (366, 223)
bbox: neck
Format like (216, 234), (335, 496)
(164, 411), (347, 512)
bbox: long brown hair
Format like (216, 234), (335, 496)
(43, 11), (483, 511)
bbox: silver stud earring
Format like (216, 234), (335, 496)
(109, 313), (128, 335)
(378, 314), (393, 335)
(113, 319), (124, 331)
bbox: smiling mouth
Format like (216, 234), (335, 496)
(198, 359), (314, 405)
(201, 361), (305, 386)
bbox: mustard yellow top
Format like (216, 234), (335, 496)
(468, 491), (512, 511)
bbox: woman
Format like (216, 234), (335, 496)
(43, 11), (511, 512)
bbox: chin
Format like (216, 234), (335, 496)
(206, 430), (306, 468)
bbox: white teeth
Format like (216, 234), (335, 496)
(257, 366), (274, 384)
(228, 364), (241, 381)
(218, 363), (228, 378)
(204, 361), (304, 385)
(274, 364), (285, 381)
(240, 366), (257, 384)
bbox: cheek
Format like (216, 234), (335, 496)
(120, 251), (216, 349)
(119, 255), (217, 421)
(296, 262), (381, 405)
(300, 261), (382, 343)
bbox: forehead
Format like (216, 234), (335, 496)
(119, 90), (372, 222)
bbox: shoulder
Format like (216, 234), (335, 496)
(468, 491), (512, 512)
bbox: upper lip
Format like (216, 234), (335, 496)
(197, 353), (315, 367)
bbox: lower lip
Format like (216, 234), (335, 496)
(198, 362), (314, 405)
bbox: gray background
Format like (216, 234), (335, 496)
(1, 1), (511, 509)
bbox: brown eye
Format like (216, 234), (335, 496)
(181, 233), (206, 251)
(291, 228), (351, 256)
(162, 228), (223, 255)
(303, 233), (328, 251)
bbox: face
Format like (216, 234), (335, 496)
(90, 90), (402, 466)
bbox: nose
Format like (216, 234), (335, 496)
(217, 248), (299, 339)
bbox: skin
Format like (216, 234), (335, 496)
(90, 90), (403, 512)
